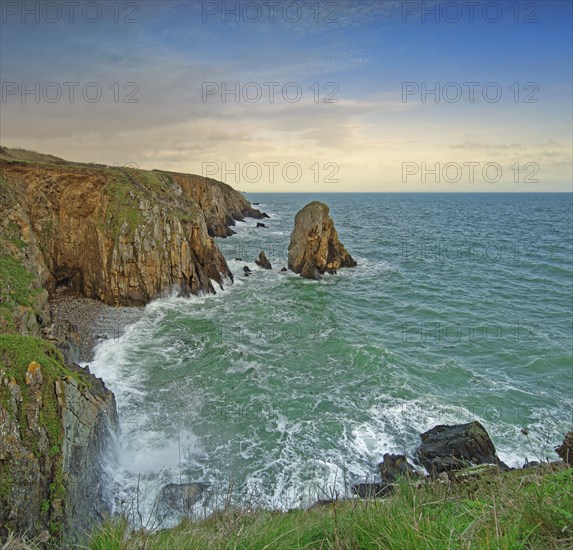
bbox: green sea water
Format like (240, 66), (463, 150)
(88, 193), (573, 525)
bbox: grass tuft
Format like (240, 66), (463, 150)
(77, 466), (573, 549)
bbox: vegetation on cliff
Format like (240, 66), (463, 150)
(0, 334), (78, 539)
(83, 464), (572, 549)
(0, 147), (266, 306)
(0, 147), (269, 545)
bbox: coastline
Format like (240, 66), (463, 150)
(49, 288), (144, 362)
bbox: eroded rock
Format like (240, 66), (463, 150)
(378, 453), (418, 482)
(0, 155), (272, 306)
(416, 421), (506, 475)
(158, 482), (207, 516)
(288, 201), (356, 280)
(556, 430), (573, 465)
(255, 251), (272, 270)
(0, 345), (118, 545)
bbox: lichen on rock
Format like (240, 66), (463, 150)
(0, 335), (118, 545)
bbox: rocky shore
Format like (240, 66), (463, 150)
(0, 147), (269, 546)
(351, 421), (571, 501)
(48, 288), (143, 362)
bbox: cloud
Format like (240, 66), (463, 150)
(451, 141), (523, 150)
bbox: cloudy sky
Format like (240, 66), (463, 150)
(1, 0), (571, 191)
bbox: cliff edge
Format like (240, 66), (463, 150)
(0, 147), (266, 545)
(0, 147), (266, 306)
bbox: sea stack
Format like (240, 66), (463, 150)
(288, 201), (356, 280)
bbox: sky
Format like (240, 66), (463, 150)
(1, 0), (572, 192)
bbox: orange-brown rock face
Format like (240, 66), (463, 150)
(288, 201), (356, 280)
(173, 172), (269, 237)
(0, 152), (265, 306)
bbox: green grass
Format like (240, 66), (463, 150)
(0, 255), (35, 307)
(79, 467), (573, 550)
(0, 255), (36, 333)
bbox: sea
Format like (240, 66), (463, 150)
(86, 193), (573, 527)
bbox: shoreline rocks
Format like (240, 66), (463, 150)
(352, 422), (571, 501)
(416, 421), (508, 475)
(158, 482), (207, 517)
(288, 201), (356, 280)
(556, 430), (573, 465)
(255, 251), (272, 270)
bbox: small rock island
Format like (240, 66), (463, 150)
(288, 201), (357, 280)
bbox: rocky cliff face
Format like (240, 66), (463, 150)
(288, 201), (356, 280)
(58, 364), (118, 543)
(172, 172), (269, 237)
(0, 337), (117, 545)
(0, 150), (266, 306)
(0, 148), (267, 544)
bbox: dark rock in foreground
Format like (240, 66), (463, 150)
(288, 201), (356, 280)
(556, 430), (573, 465)
(379, 453), (418, 482)
(352, 483), (392, 498)
(416, 421), (507, 475)
(158, 482), (207, 516)
(255, 251), (272, 269)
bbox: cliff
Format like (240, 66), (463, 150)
(0, 335), (117, 544)
(0, 147), (266, 306)
(0, 147), (266, 545)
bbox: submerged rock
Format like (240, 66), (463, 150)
(158, 482), (207, 516)
(255, 251), (272, 270)
(256, 222), (267, 228)
(288, 201), (356, 280)
(416, 421), (506, 475)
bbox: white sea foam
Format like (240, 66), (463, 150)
(85, 195), (570, 527)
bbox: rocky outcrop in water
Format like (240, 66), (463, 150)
(352, 422), (529, 500)
(255, 251), (272, 270)
(379, 453), (418, 482)
(288, 202), (356, 280)
(158, 482), (207, 518)
(416, 421), (507, 475)
(0, 149), (267, 306)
